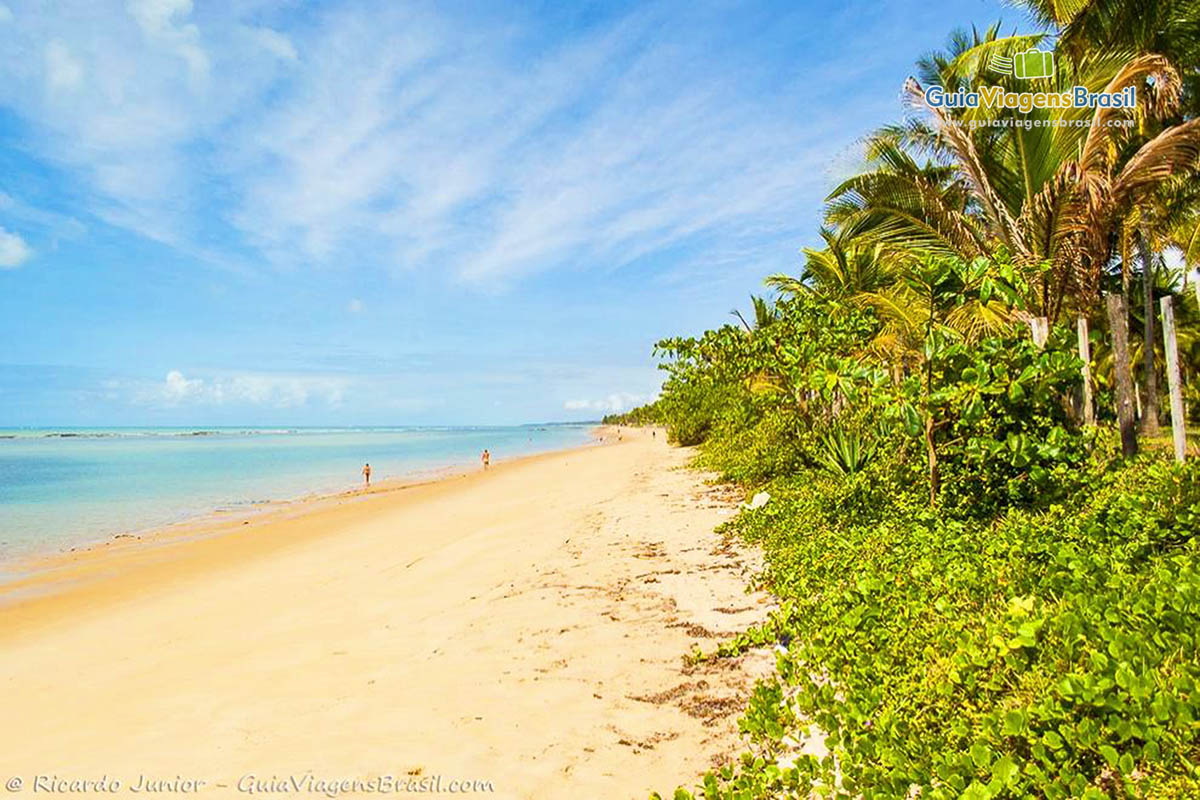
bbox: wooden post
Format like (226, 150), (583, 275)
(1161, 296), (1187, 463)
(1029, 317), (1048, 347)
(1077, 316), (1095, 425)
(1106, 294), (1139, 458)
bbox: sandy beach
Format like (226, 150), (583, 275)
(0, 429), (770, 799)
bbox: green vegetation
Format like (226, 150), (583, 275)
(615, 3), (1200, 796)
(690, 454), (1200, 799)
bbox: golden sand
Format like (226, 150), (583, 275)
(0, 429), (771, 799)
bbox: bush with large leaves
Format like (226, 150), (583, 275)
(919, 330), (1095, 516)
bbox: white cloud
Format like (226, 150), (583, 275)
(564, 393), (651, 413)
(44, 40), (83, 92)
(222, 6), (835, 283)
(126, 0), (209, 78)
(0, 191), (86, 241)
(0, 2), (849, 287)
(0, 5), (13, 23)
(162, 369), (204, 402)
(244, 25), (297, 62)
(346, 298), (363, 313)
(0, 226), (33, 268)
(152, 370), (348, 408)
(0, 2), (290, 250)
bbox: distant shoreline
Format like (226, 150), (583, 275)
(0, 425), (608, 587)
(0, 421), (605, 437)
(0, 424), (603, 570)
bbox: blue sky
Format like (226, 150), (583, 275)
(0, 0), (1030, 426)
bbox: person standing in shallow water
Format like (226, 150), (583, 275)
(481, 449), (490, 470)
(362, 462), (371, 487)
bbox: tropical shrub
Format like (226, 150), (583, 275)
(694, 407), (816, 485)
(921, 329), (1094, 517)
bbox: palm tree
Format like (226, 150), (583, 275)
(822, 136), (986, 263)
(1172, 214), (1200, 274)
(812, 29), (1200, 459)
(730, 295), (778, 332)
(765, 226), (896, 299)
(813, 29), (1200, 319)
(1096, 261), (1200, 407)
(1010, 0), (1200, 435)
(896, 49), (1200, 316)
(1137, 228), (1162, 433)
(1123, 175), (1200, 430)
(1013, 0), (1200, 118)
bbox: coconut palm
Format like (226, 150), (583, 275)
(730, 295), (778, 332)
(830, 35), (1200, 321)
(1013, 0), (1200, 116)
(765, 226), (897, 299)
(823, 137), (987, 262)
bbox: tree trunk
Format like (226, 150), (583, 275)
(1106, 294), (1139, 458)
(1121, 225), (1132, 297)
(1077, 316), (1095, 425)
(1138, 229), (1159, 435)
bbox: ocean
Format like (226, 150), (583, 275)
(0, 424), (597, 561)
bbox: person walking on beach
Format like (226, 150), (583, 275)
(481, 449), (490, 470)
(362, 462), (371, 487)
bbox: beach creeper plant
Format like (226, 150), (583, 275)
(658, 454), (1200, 800)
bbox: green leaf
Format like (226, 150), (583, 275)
(992, 755), (1019, 787)
(1001, 710), (1026, 736)
(960, 780), (994, 800)
(971, 742), (994, 768)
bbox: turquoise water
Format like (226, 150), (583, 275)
(0, 425), (596, 560)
